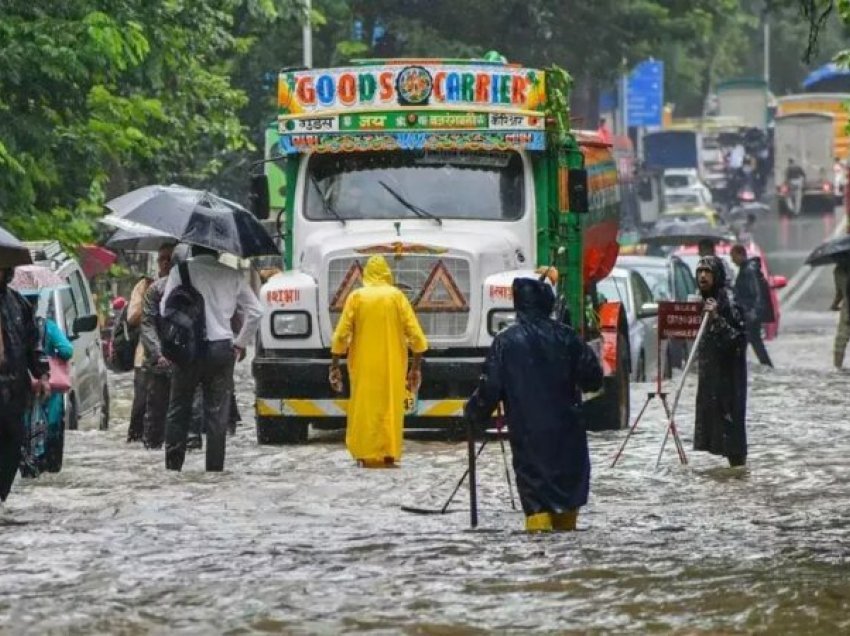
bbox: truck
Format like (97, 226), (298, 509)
(715, 78), (770, 130)
(643, 130), (704, 175)
(249, 58), (631, 444)
(774, 94), (850, 214)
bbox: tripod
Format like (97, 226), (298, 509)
(610, 312), (710, 468)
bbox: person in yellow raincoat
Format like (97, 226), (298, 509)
(329, 255), (428, 467)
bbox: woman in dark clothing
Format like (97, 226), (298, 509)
(0, 267), (49, 503)
(465, 277), (603, 532)
(693, 256), (748, 467)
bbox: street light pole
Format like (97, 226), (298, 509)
(763, 10), (770, 86)
(303, 0), (313, 68)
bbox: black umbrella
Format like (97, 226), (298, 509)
(104, 227), (176, 251)
(641, 224), (733, 247)
(103, 186), (277, 258)
(0, 225), (33, 268)
(805, 234), (850, 267)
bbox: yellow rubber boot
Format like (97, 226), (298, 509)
(551, 509), (578, 531)
(525, 512), (553, 533)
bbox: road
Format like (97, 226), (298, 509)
(1, 211), (848, 633)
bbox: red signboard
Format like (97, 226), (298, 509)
(658, 301), (703, 340)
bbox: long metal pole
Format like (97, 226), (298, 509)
(303, 0), (313, 68)
(763, 14), (770, 86)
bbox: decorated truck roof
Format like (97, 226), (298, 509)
(276, 60), (547, 155)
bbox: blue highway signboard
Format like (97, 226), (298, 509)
(627, 60), (664, 127)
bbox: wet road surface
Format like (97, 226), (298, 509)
(2, 309), (849, 634)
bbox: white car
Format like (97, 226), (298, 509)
(597, 267), (659, 383)
(663, 168), (713, 206)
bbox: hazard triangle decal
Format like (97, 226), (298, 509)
(413, 260), (469, 313)
(330, 261), (364, 311)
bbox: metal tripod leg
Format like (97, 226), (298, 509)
(611, 392), (655, 468)
(655, 393), (688, 468)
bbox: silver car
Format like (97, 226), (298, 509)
(597, 267), (659, 383)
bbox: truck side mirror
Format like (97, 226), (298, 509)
(569, 168), (589, 214)
(249, 174), (271, 221)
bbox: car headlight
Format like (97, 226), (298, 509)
(488, 309), (516, 336)
(271, 311), (311, 338)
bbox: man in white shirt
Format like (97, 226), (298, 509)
(160, 245), (262, 471)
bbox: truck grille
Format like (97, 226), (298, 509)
(327, 255), (471, 338)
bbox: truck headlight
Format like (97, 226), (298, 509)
(488, 309), (516, 336)
(271, 311), (311, 338)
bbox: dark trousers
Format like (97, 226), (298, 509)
(746, 322), (773, 367)
(0, 404), (26, 502)
(128, 367), (148, 442)
(164, 341), (234, 472)
(143, 370), (171, 449)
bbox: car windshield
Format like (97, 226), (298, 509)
(304, 150), (525, 221)
(665, 193), (702, 207)
(630, 266), (671, 300)
(664, 174), (691, 189)
(597, 276), (631, 313)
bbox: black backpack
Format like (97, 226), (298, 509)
(109, 303), (139, 372)
(160, 263), (206, 365)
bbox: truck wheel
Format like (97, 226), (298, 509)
(256, 416), (309, 445)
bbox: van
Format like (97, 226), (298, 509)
(24, 242), (110, 430)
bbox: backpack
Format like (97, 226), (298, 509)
(160, 262), (206, 365)
(754, 265), (775, 324)
(109, 303), (139, 372)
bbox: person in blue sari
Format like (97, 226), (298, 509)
(22, 292), (73, 475)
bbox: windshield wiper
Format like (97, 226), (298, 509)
(378, 181), (442, 226)
(310, 175), (346, 226)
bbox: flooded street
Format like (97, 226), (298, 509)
(3, 207), (850, 634)
(1, 307), (848, 634)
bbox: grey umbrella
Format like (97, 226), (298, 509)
(0, 225), (33, 268)
(104, 227), (176, 252)
(103, 186), (278, 258)
(805, 234), (850, 267)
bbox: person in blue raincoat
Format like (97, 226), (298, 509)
(464, 276), (603, 532)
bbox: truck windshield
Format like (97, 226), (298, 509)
(304, 150), (524, 221)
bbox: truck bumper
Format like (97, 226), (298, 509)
(253, 351), (487, 424)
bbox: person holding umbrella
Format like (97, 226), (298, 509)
(101, 186), (275, 469)
(160, 245), (262, 472)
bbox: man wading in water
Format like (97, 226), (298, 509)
(464, 276), (602, 532)
(329, 255), (428, 468)
(694, 256), (748, 467)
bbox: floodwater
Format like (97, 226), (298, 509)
(3, 216), (850, 633)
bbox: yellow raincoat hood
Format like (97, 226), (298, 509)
(363, 255), (394, 286)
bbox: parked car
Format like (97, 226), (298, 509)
(25, 241), (110, 430)
(617, 254), (697, 373)
(597, 267), (659, 382)
(674, 241), (788, 340)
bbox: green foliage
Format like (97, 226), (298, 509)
(2, 0), (847, 254)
